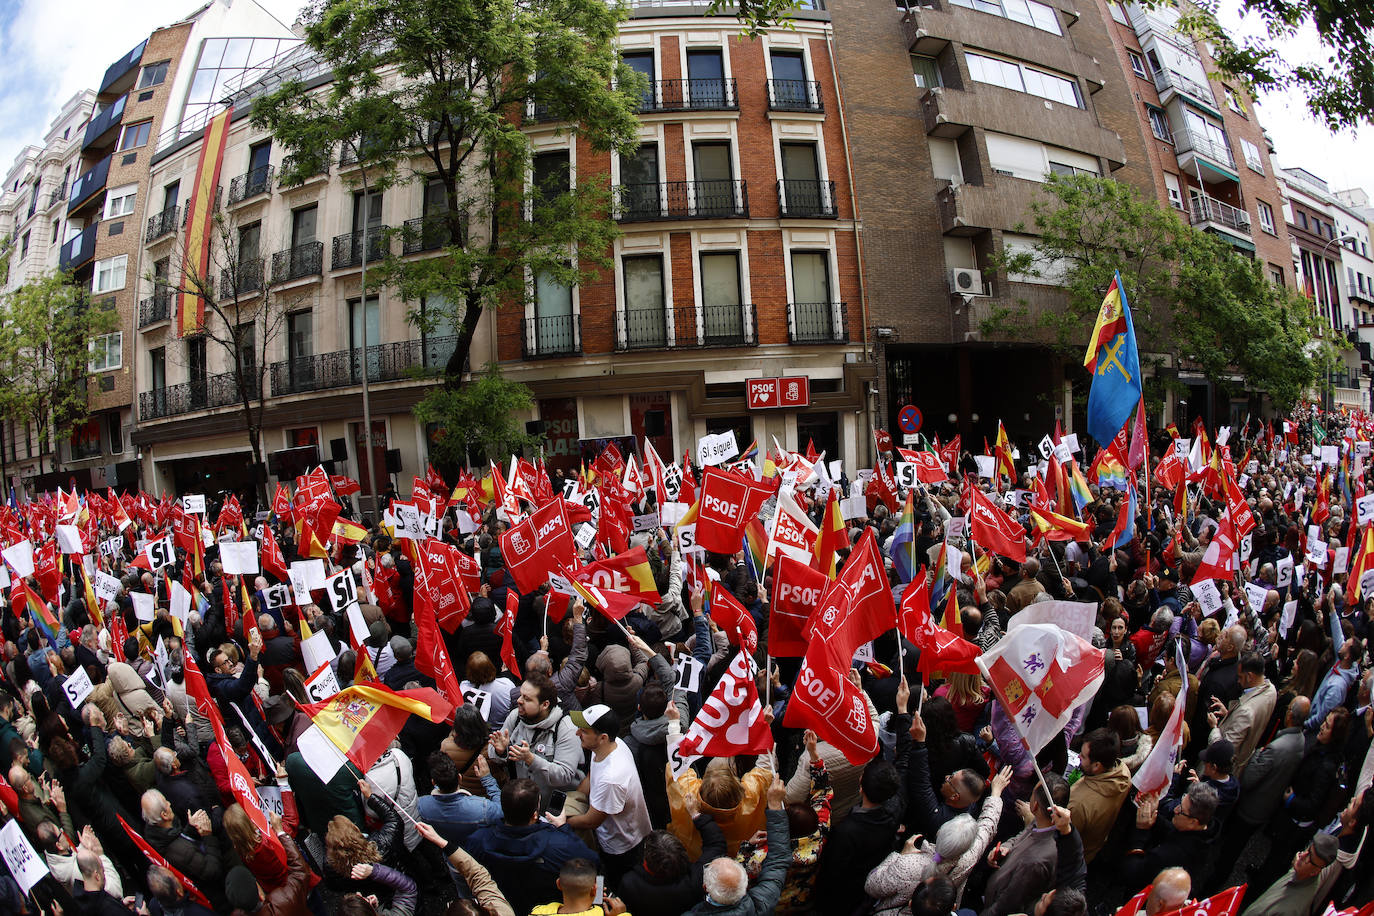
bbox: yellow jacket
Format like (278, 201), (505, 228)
(665, 764), (771, 860)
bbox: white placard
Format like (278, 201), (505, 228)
(298, 724), (349, 782)
(1306, 540), (1328, 568)
(0, 818), (48, 893)
(183, 494), (206, 514)
(220, 540), (260, 576)
(674, 523), (696, 554)
(0, 565), (9, 589)
(841, 494), (867, 520)
(94, 571), (122, 603)
(62, 667), (94, 708)
(2, 540), (34, 579)
(153, 637), (171, 686)
(1053, 442), (1073, 464)
(1174, 439), (1190, 458)
(131, 591), (155, 622)
(1037, 435), (1054, 460)
(326, 570), (359, 615)
(1358, 495), (1374, 527)
(1279, 600), (1298, 638)
(853, 641), (875, 663)
(946, 516), (967, 540)
(301, 630), (337, 673)
(1062, 433), (1080, 453)
(256, 785), (285, 818)
(55, 525), (84, 555)
(169, 581), (192, 624)
(461, 687), (493, 721)
(1239, 532), (1254, 562)
(974, 456), (996, 479)
(697, 431), (739, 467)
(574, 523), (597, 551)
(902, 433), (921, 446)
(1192, 578), (1223, 615)
(263, 583), (291, 610)
(1334, 546), (1350, 575)
(673, 654), (704, 694)
(347, 604), (370, 646)
(305, 662), (341, 703)
(1321, 445), (1339, 467)
(1276, 555), (1294, 589)
(144, 535), (175, 572)
(393, 503), (424, 541)
(668, 737), (701, 780)
(1243, 582), (1270, 613)
(659, 502), (687, 527)
(100, 536), (123, 559)
(633, 512), (660, 533)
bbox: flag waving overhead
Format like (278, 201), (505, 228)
(677, 651), (772, 758)
(977, 623), (1104, 755)
(300, 684), (455, 774)
(968, 487), (1027, 561)
(1084, 271), (1143, 447)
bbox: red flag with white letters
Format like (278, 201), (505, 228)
(968, 487), (1027, 561)
(499, 498), (577, 593)
(678, 651), (773, 757)
(710, 581), (759, 654)
(770, 554), (827, 657)
(696, 467), (775, 554)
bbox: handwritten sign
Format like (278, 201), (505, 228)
(62, 667), (94, 709)
(0, 819), (48, 893)
(697, 431), (739, 467)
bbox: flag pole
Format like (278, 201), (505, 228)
(542, 592), (550, 644)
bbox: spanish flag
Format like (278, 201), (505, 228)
(574, 546), (662, 604)
(301, 684), (454, 774)
(1029, 505), (1092, 543)
(295, 517), (330, 559)
(814, 486), (848, 579)
(332, 516), (369, 545)
(80, 564), (104, 628)
(994, 421), (1015, 482)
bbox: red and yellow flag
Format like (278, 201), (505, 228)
(300, 684), (454, 774)
(1029, 505), (1092, 543)
(814, 486), (847, 579)
(177, 106), (233, 337)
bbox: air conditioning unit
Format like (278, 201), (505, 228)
(948, 267), (987, 297)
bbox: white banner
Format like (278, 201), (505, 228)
(697, 431), (740, 467)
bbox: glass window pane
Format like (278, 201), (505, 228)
(701, 254), (741, 306)
(791, 252), (830, 303)
(199, 38), (227, 69)
(221, 38), (253, 70)
(623, 256), (666, 347)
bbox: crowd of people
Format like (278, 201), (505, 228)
(0, 405), (1370, 916)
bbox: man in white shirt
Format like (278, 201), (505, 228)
(545, 703), (652, 883)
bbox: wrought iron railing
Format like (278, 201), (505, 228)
(787, 301), (849, 343)
(271, 241), (324, 282)
(139, 371), (260, 421)
(632, 78), (738, 112)
(220, 259), (265, 298)
(138, 289), (172, 327)
(332, 228), (391, 269)
(523, 315), (581, 358)
(401, 215), (454, 254)
(146, 205), (180, 242)
(614, 180), (749, 221)
(615, 304), (757, 351)
(766, 79), (823, 111)
(777, 179), (837, 218)
(1189, 195), (1251, 234)
(228, 165), (274, 205)
(269, 336), (456, 396)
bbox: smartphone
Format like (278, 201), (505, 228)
(594, 875), (605, 905)
(546, 790), (567, 817)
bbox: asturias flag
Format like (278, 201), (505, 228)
(1084, 271), (1142, 447)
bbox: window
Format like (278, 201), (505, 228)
(51, 219), (60, 244)
(1182, 109), (1230, 159)
(1240, 138), (1263, 173)
(20, 232), (29, 260)
(1048, 161), (1096, 178)
(620, 143), (660, 219)
(119, 120), (152, 150)
(163, 181), (179, 211)
(1257, 200), (1276, 235)
(686, 50), (727, 108)
(150, 347), (166, 391)
(911, 55), (940, 89)
(965, 52), (1081, 107)
(948, 0), (1061, 33)
(1147, 106), (1172, 142)
(693, 142), (735, 216)
(348, 295), (381, 357)
(181, 36), (303, 141)
(139, 60), (170, 88)
(700, 253), (744, 342)
(534, 269), (575, 352)
(107, 413), (123, 454)
(105, 184), (137, 219)
(1107, 1), (1129, 23)
(780, 142), (826, 215)
(1297, 211), (1309, 231)
(532, 150), (571, 210)
(1127, 51), (1147, 79)
(622, 256), (667, 347)
(291, 204), (318, 247)
(622, 52), (655, 108)
(1223, 85), (1246, 115)
(1266, 265), (1282, 287)
(790, 251), (834, 340)
(88, 332), (122, 372)
(93, 255), (127, 293)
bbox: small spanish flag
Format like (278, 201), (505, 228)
(300, 684), (454, 774)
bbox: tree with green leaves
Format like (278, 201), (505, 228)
(0, 271), (119, 464)
(986, 173), (1335, 411)
(253, 0), (645, 394)
(414, 364), (543, 472)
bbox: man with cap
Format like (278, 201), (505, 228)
(1239, 833), (1340, 916)
(1206, 651), (1276, 777)
(545, 704), (652, 884)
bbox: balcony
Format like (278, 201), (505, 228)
(787, 301), (849, 343)
(1173, 125), (1238, 182)
(777, 179), (837, 218)
(633, 78), (739, 113)
(68, 155), (112, 214)
(146, 206), (179, 242)
(271, 241), (324, 282)
(921, 86), (1126, 167)
(138, 288), (172, 328)
(332, 228), (391, 269)
(139, 371), (259, 422)
(615, 180), (749, 221)
(523, 315), (582, 358)
(227, 165), (274, 205)
(269, 337), (456, 396)
(99, 39), (147, 95)
(46, 185), (68, 210)
(766, 79), (823, 112)
(220, 259), (265, 298)
(58, 226), (97, 272)
(83, 95), (127, 152)
(1152, 68), (1217, 114)
(615, 304), (757, 351)
(279, 153), (330, 188)
(1189, 194), (1251, 235)
(401, 215), (455, 254)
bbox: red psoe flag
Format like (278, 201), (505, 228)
(770, 554), (827, 657)
(709, 581), (759, 655)
(898, 576), (981, 676)
(261, 524), (289, 582)
(499, 498), (576, 593)
(120, 815), (214, 909)
(500, 591), (521, 679)
(678, 651), (773, 757)
(695, 467), (775, 554)
(969, 486), (1027, 561)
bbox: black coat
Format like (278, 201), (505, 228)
(619, 814), (726, 916)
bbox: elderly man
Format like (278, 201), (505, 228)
(682, 776), (788, 915)
(1142, 867), (1192, 916)
(140, 788), (227, 910)
(9, 766), (73, 839)
(36, 822), (123, 900)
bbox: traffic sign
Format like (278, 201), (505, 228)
(898, 405), (923, 434)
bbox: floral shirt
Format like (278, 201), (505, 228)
(737, 758), (832, 914)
